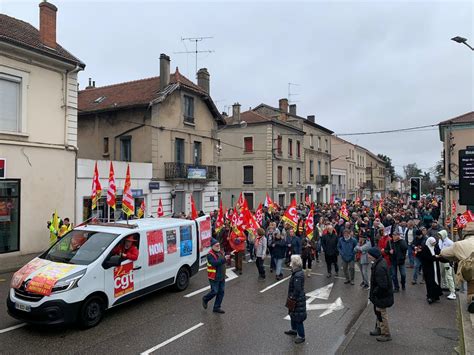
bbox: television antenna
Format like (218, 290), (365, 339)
(174, 37), (215, 76)
(288, 82), (300, 103)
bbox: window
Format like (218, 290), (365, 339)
(184, 95), (194, 123)
(217, 166), (222, 185)
(317, 160), (321, 175)
(193, 141), (202, 165)
(0, 74), (21, 132)
(290, 193), (296, 203)
(318, 137), (321, 150)
(310, 160), (314, 177)
(296, 168), (301, 184)
(103, 137), (109, 155)
(244, 193), (254, 210)
(325, 138), (328, 152)
(175, 138), (185, 164)
(243, 166), (253, 184)
(325, 161), (329, 175)
(288, 138), (293, 157)
(277, 166), (283, 184)
(310, 134), (314, 148)
(277, 135), (282, 155)
(244, 137), (253, 153)
(278, 194), (285, 207)
(288, 167), (293, 184)
(120, 136), (131, 162)
(192, 191), (202, 211)
(174, 191), (185, 215)
(297, 141), (301, 158)
(0, 180), (20, 253)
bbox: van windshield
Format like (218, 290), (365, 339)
(40, 230), (119, 265)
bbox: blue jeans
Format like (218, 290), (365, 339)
(413, 257), (423, 282)
(203, 280), (225, 310)
(291, 320), (305, 338)
(391, 263), (406, 290)
(407, 245), (415, 267)
(275, 258), (284, 276)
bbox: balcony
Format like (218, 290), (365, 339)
(316, 175), (329, 185)
(164, 162), (217, 181)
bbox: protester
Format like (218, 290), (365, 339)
(417, 236), (443, 304)
(368, 247), (394, 342)
(354, 234), (371, 289)
(404, 219), (418, 268)
(112, 234), (139, 261)
(229, 230), (246, 275)
(255, 227), (267, 280)
(301, 235), (316, 278)
(273, 231), (287, 280)
(284, 255), (307, 344)
(386, 230), (408, 292)
(437, 230), (456, 300)
(202, 238), (227, 313)
(338, 229), (358, 285)
(321, 224), (339, 278)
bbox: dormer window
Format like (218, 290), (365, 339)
(94, 96), (106, 104)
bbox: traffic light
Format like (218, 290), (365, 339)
(410, 177), (421, 201)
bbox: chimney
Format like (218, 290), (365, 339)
(197, 68), (210, 94)
(289, 104), (297, 116)
(39, 1), (58, 49)
(85, 78), (94, 90)
(278, 98), (288, 121)
(159, 53), (170, 90)
(307, 115), (315, 123)
(232, 103), (241, 123)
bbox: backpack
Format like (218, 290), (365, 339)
(457, 252), (474, 285)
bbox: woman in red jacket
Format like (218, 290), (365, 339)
(377, 229), (392, 268)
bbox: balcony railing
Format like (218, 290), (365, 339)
(164, 162), (217, 181)
(316, 175), (329, 185)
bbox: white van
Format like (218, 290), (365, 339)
(7, 216), (212, 328)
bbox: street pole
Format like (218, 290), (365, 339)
(370, 162), (374, 200)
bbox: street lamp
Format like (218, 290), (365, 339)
(451, 36), (474, 51)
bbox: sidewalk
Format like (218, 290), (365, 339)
(338, 275), (459, 355)
(459, 291), (474, 354)
(0, 253), (37, 274)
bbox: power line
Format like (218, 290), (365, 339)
(335, 124), (438, 136)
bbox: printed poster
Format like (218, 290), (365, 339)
(166, 229), (177, 254)
(26, 263), (78, 296)
(180, 225), (192, 257)
(199, 217), (212, 252)
(11, 259), (49, 289)
(114, 262), (134, 298)
(147, 230), (165, 266)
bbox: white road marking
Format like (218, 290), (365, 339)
(306, 283), (333, 300)
(140, 322), (204, 354)
(259, 276), (291, 293)
(0, 323), (26, 334)
(284, 297), (344, 320)
(184, 268), (238, 298)
(199, 267), (206, 271)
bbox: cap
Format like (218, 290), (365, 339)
(368, 247), (381, 259)
(125, 235), (136, 242)
(210, 238), (219, 247)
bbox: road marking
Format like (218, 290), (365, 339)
(0, 323), (26, 334)
(199, 267), (206, 271)
(184, 268), (238, 298)
(306, 283), (333, 300)
(259, 276), (291, 293)
(140, 322), (204, 354)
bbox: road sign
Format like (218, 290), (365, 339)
(459, 148), (474, 205)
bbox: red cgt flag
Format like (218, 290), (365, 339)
(255, 203), (263, 226)
(122, 164), (134, 216)
(91, 162), (102, 210)
(305, 205), (315, 240)
(215, 201), (224, 233)
(190, 195), (198, 220)
(457, 210), (474, 228)
(107, 161), (116, 210)
(282, 198), (298, 229)
(157, 198), (164, 217)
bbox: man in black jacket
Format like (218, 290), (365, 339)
(385, 230), (408, 292)
(321, 225), (339, 278)
(368, 247), (394, 342)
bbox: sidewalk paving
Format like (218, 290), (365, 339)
(459, 291), (474, 354)
(0, 253), (37, 274)
(338, 274), (459, 355)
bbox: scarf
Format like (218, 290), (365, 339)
(426, 237), (439, 285)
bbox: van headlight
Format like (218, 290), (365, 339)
(52, 269), (86, 294)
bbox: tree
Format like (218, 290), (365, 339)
(403, 163), (422, 180)
(377, 154), (396, 181)
(430, 160), (444, 186)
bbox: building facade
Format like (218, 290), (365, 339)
(331, 168), (347, 201)
(0, 3), (84, 256)
(331, 136), (356, 200)
(364, 150), (387, 200)
(78, 55), (224, 219)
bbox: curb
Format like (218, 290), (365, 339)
(335, 301), (371, 355)
(458, 291), (474, 355)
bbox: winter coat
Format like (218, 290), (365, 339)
(290, 236), (302, 255)
(207, 250), (227, 281)
(369, 256), (394, 309)
(385, 239), (408, 266)
(321, 232), (339, 256)
(254, 236), (267, 258)
(354, 240), (371, 264)
(378, 236), (392, 268)
(287, 267), (307, 323)
(273, 238), (287, 259)
(301, 237), (316, 260)
(337, 237), (358, 262)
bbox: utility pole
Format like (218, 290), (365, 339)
(174, 37), (214, 76)
(370, 162), (374, 200)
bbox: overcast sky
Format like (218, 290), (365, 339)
(2, 0), (473, 175)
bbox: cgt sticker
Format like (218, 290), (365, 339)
(114, 263), (134, 298)
(147, 230), (165, 266)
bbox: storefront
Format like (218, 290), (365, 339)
(0, 179), (20, 253)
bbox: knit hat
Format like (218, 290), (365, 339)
(367, 247), (381, 259)
(210, 238), (219, 247)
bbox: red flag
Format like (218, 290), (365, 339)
(157, 198), (164, 217)
(305, 205), (315, 240)
(255, 203), (263, 226)
(137, 200), (146, 218)
(122, 164), (134, 216)
(215, 201), (224, 233)
(457, 210), (474, 228)
(452, 200), (456, 215)
(355, 197), (361, 205)
(107, 162), (116, 209)
(91, 162), (102, 210)
(330, 194), (335, 205)
(340, 202), (349, 221)
(305, 194), (311, 206)
(282, 198), (298, 229)
(236, 192), (245, 212)
(190, 195), (198, 219)
(264, 193), (275, 212)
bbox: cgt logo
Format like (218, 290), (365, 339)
(114, 263), (134, 298)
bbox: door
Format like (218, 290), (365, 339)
(144, 228), (177, 289)
(103, 232), (145, 306)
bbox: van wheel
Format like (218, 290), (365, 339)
(175, 267), (190, 291)
(78, 295), (104, 329)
